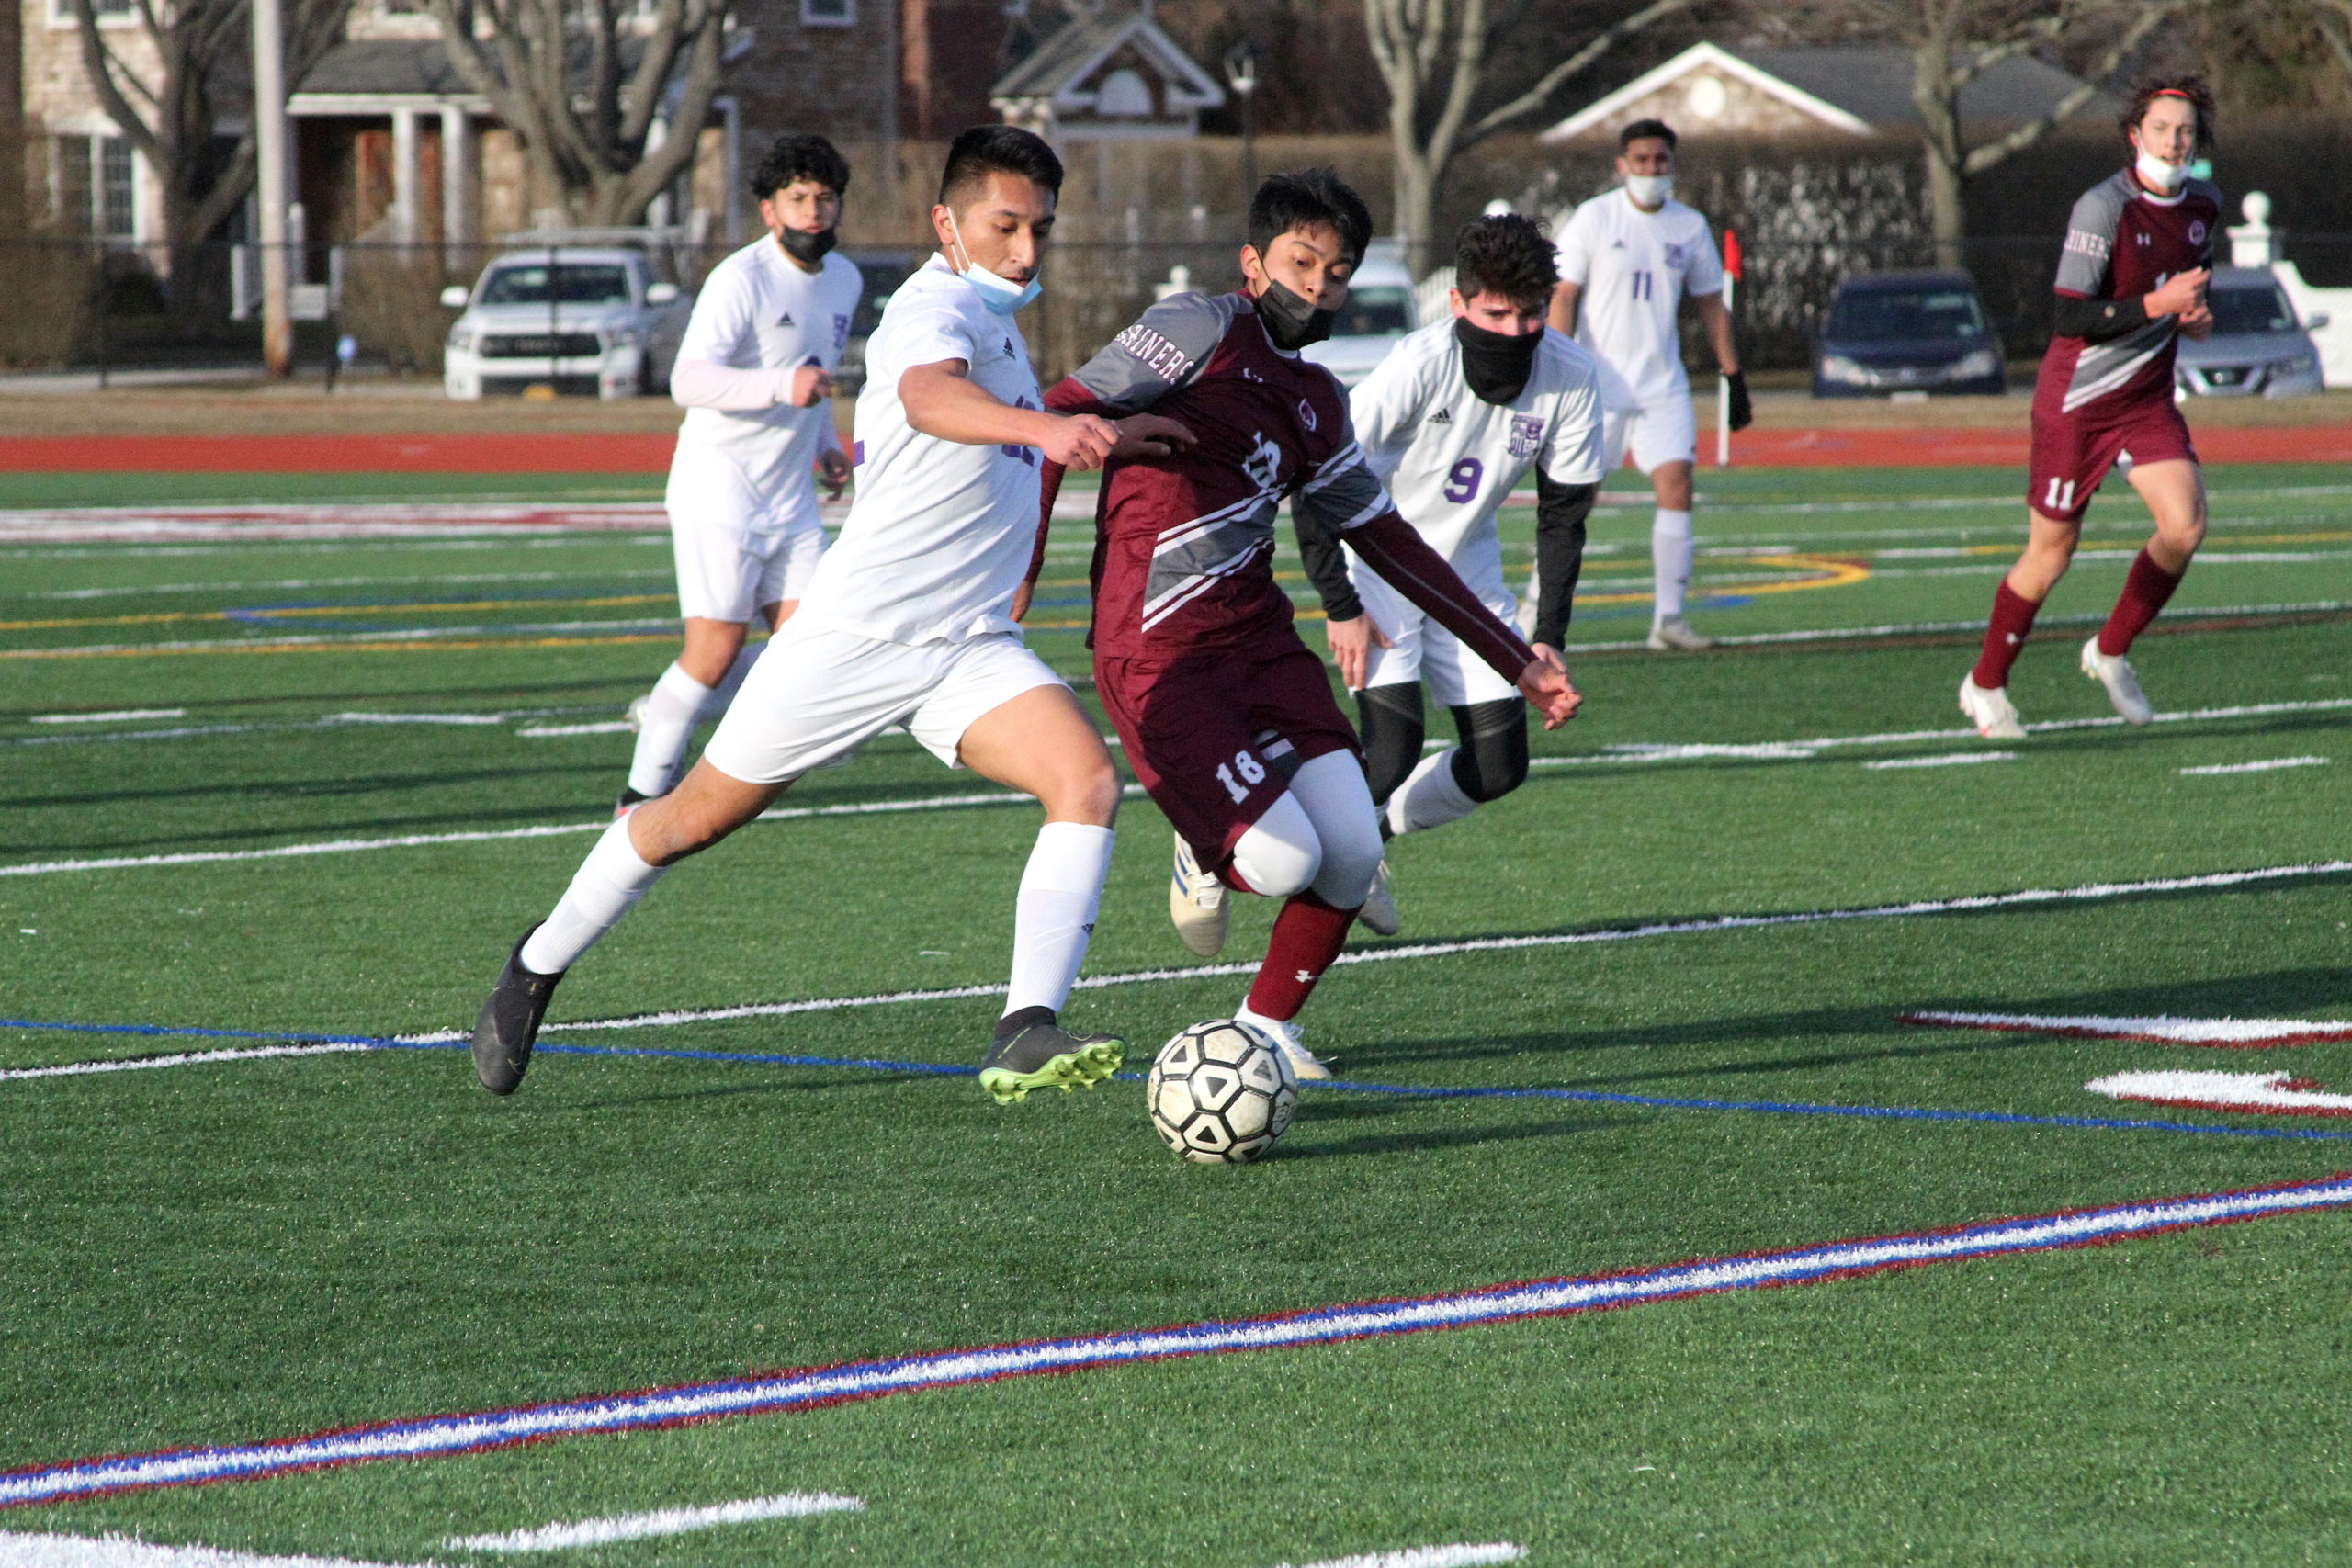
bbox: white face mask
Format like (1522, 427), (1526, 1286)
(943, 209), (1043, 315)
(2134, 148), (2188, 196)
(1623, 173), (1672, 209)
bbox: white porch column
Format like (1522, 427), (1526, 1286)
(391, 107), (420, 246)
(440, 106), (472, 267)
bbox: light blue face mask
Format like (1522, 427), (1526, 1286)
(944, 211), (1044, 315)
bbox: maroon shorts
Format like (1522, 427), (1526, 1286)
(2026, 391), (2196, 524)
(1096, 637), (1361, 870)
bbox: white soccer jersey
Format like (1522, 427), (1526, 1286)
(1555, 187), (1723, 407)
(670, 239), (862, 523)
(793, 255), (1045, 646)
(1349, 320), (1605, 568)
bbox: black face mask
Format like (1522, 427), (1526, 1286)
(778, 225), (838, 265)
(1253, 279), (1337, 351)
(1453, 315), (1544, 405)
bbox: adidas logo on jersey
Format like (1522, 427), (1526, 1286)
(1429, 409), (1453, 424)
(777, 312), (795, 326)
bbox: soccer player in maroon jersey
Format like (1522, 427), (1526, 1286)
(1028, 169), (1578, 1079)
(1961, 78), (2220, 738)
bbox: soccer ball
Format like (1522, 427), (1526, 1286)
(1149, 1020), (1298, 1164)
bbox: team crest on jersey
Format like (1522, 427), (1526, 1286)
(2189, 220), (2208, 243)
(1508, 414), (1544, 457)
(1662, 242), (1685, 270)
(1296, 398), (1317, 431)
(833, 313), (851, 352)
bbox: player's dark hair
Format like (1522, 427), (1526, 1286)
(1247, 167), (1374, 265)
(1619, 118), (1678, 152)
(937, 125), (1065, 209)
(747, 134), (850, 203)
(2120, 74), (2215, 153)
(1453, 214), (1557, 312)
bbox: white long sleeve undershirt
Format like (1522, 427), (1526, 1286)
(669, 357), (797, 412)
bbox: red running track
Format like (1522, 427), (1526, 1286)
(2, 425), (2350, 473)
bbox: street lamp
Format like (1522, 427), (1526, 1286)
(1223, 39), (1260, 201)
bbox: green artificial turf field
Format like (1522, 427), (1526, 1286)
(2, 463), (2349, 1565)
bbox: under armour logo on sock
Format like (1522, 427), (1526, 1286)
(1295, 969), (1315, 983)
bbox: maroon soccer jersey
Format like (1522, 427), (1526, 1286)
(2038, 168), (2221, 416)
(1046, 291), (1386, 658)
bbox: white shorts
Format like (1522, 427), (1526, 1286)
(1351, 553), (1521, 707)
(1601, 394), (1698, 476)
(666, 456), (827, 623)
(700, 622), (1067, 784)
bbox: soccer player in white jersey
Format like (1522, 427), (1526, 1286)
(1534, 118), (1747, 651)
(469, 127), (1192, 1104)
(1301, 214), (1603, 933)
(617, 135), (865, 815)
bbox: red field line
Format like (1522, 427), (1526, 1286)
(0, 434), (679, 473)
(4, 424), (2350, 473)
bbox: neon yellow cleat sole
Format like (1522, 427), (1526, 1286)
(978, 1032), (1125, 1104)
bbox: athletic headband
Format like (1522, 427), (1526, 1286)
(2152, 88), (2195, 100)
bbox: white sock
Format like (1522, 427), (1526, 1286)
(1652, 508), (1694, 624)
(711, 642), (763, 706)
(518, 818), (667, 975)
(1004, 822), (1115, 1016)
(1385, 748), (1477, 837)
(626, 662), (716, 799)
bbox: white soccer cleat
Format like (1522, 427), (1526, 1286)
(1958, 675), (2026, 740)
(2080, 637), (2154, 725)
(1236, 1007), (1331, 1082)
(1170, 833), (1229, 958)
(1647, 616), (1714, 651)
(622, 694), (650, 733)
(1357, 858), (1400, 936)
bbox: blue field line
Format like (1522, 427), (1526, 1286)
(12, 1014), (2352, 1142)
(6, 1170), (2349, 1509)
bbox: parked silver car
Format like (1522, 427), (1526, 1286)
(441, 246), (689, 400)
(2175, 267), (2328, 398)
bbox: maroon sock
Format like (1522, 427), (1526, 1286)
(1971, 580), (2042, 690)
(1244, 890), (1357, 1021)
(2098, 548), (2184, 657)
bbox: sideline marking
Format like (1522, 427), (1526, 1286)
(1283, 1546), (1525, 1568)
(0, 1533), (421, 1567)
(516, 721), (631, 738)
(1861, 750), (2015, 770)
(2087, 1070), (2352, 1118)
(2178, 756), (2328, 776)
(445, 1493), (863, 1551)
(0, 1043), (368, 1081)
(1558, 598), (2352, 655)
(29, 708), (184, 724)
(4, 1175), (2346, 1508)
(1900, 1010), (2352, 1049)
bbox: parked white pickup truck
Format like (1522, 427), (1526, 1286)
(441, 245), (689, 400)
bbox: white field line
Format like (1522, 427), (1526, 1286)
(357, 857), (2352, 1049)
(1560, 600), (2352, 655)
(2178, 756), (2329, 776)
(1901, 1010), (2352, 1047)
(1862, 750), (2016, 770)
(3, 619), (679, 661)
(9, 697), (2349, 877)
(2087, 1070), (2352, 1118)
(4, 705), (608, 750)
(322, 712), (508, 727)
(445, 1494), (862, 1552)
(1280, 1546), (1527, 1568)
(517, 721), (633, 737)
(28, 708), (184, 723)
(0, 1043), (369, 1081)
(0, 1533), (424, 1568)
(17, 569), (673, 602)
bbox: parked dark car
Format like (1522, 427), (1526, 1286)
(1813, 270), (2006, 398)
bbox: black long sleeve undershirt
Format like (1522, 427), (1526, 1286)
(2052, 291), (2152, 344)
(1296, 503), (1361, 623)
(1529, 475), (1597, 649)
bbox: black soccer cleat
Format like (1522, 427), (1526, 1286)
(470, 928), (563, 1096)
(978, 1014), (1124, 1104)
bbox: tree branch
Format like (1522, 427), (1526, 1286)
(1961, 0), (2187, 175)
(1460, 0), (1700, 145)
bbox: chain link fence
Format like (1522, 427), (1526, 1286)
(9, 229), (2350, 387)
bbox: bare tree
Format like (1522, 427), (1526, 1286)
(2316, 0), (2352, 81)
(1364, 0), (1702, 272)
(1758, 0), (2192, 268)
(67, 0), (345, 295)
(421, 0), (732, 228)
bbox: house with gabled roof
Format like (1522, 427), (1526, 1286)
(990, 1), (1223, 141)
